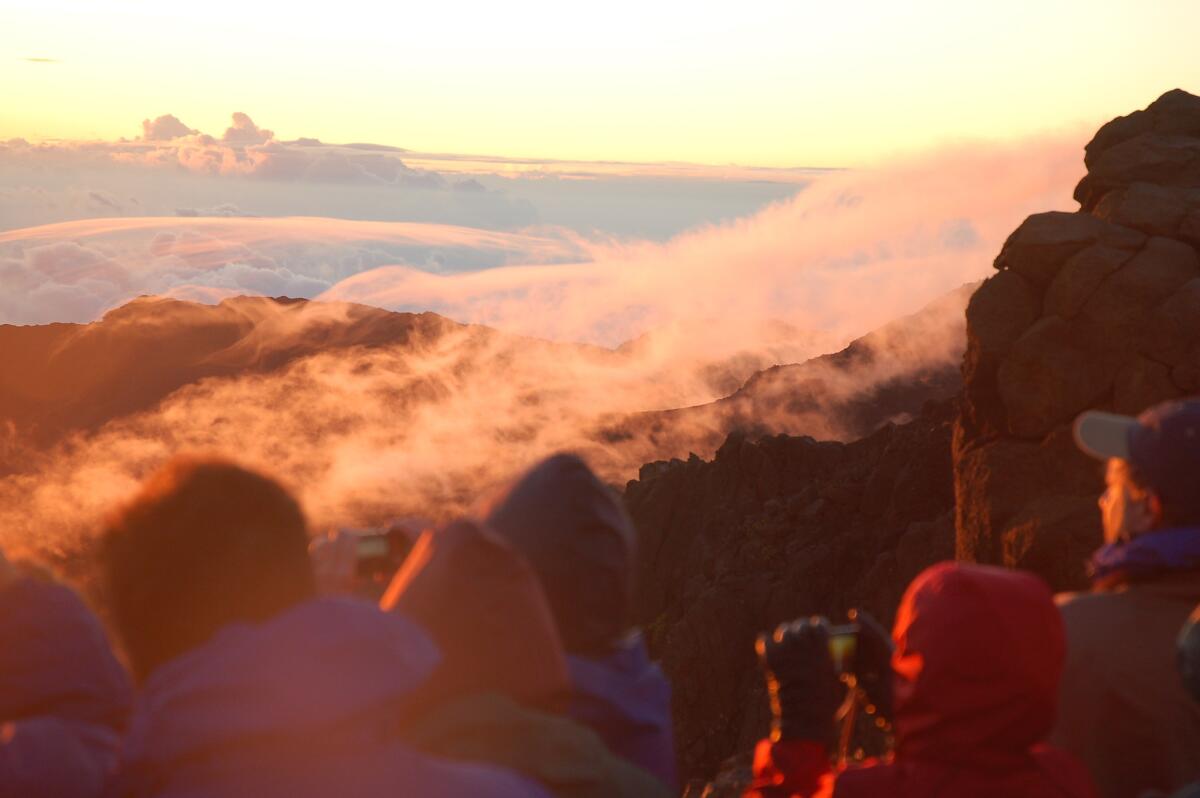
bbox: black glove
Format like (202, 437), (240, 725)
(756, 618), (842, 744)
(848, 608), (894, 724)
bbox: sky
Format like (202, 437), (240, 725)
(3, 0), (1198, 167)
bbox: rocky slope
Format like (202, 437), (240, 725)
(0, 295), (468, 453)
(956, 88), (1200, 590)
(626, 398), (957, 787)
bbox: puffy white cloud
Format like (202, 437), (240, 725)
(0, 112), (814, 238)
(141, 114), (197, 141)
(222, 111), (273, 145)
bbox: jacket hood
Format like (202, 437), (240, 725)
(0, 576), (131, 729)
(123, 597), (438, 767)
(891, 562), (1064, 766)
(382, 519), (570, 710)
(485, 453), (635, 655)
(568, 634), (677, 789)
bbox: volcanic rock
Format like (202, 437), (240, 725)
(956, 89), (1200, 590)
(626, 399), (957, 786)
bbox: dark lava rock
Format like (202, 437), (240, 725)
(626, 399), (957, 786)
(956, 89), (1200, 591)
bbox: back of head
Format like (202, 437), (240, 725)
(102, 456), (315, 682)
(484, 453), (635, 656)
(891, 562), (1065, 763)
(381, 519), (570, 710)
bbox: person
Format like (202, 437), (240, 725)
(484, 453), (677, 790)
(0, 551), (131, 798)
(1054, 398), (1200, 798)
(745, 562), (1097, 798)
(1145, 609), (1200, 798)
(99, 456), (553, 798)
(381, 518), (671, 798)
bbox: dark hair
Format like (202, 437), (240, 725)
(1126, 463), (1199, 528)
(101, 456), (315, 682)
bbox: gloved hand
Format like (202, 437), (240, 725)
(848, 608), (894, 724)
(756, 618), (842, 744)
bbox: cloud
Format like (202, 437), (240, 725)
(0, 130), (1089, 561)
(0, 216), (587, 325)
(141, 114), (197, 141)
(222, 111), (273, 145)
(323, 132), (1086, 346)
(174, 203), (248, 217)
(21, 57), (59, 64)
(0, 113), (812, 238)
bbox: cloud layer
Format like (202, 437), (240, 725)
(0, 128), (1088, 563)
(0, 112), (810, 239)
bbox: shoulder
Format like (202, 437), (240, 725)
(1054, 588), (1130, 629)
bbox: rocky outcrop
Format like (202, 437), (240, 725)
(626, 399), (957, 787)
(956, 89), (1200, 590)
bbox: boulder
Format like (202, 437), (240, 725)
(993, 211), (1143, 288)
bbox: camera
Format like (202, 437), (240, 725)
(345, 518), (427, 582)
(755, 619), (861, 675)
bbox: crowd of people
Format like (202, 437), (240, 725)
(0, 398), (1197, 798)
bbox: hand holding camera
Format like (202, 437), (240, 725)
(310, 520), (423, 598)
(756, 609), (894, 747)
(756, 618), (842, 743)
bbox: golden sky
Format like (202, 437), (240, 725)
(2, 0), (1197, 167)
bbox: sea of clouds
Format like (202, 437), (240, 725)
(0, 117), (1089, 558)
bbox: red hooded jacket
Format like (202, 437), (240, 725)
(748, 562), (1098, 798)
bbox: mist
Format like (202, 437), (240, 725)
(0, 131), (1086, 561)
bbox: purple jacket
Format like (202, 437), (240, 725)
(0, 576), (132, 798)
(114, 597), (552, 798)
(567, 634), (677, 790)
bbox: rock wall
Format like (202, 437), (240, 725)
(956, 89), (1200, 590)
(626, 399), (957, 786)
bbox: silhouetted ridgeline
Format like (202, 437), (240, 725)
(600, 284), (970, 461)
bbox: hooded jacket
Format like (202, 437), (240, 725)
(747, 562), (1096, 798)
(0, 575), (132, 798)
(565, 635), (676, 790)
(384, 520), (671, 798)
(111, 597), (552, 798)
(1053, 527), (1200, 798)
(486, 453), (678, 789)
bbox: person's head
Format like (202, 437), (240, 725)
(381, 519), (569, 710)
(1180, 607), (1200, 705)
(484, 453), (635, 656)
(1074, 398), (1200, 544)
(101, 456), (315, 682)
(891, 562), (1064, 759)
